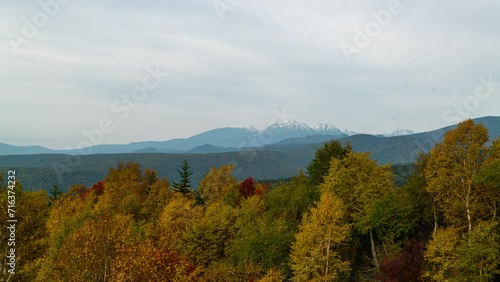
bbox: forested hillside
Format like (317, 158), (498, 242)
(1, 119), (499, 281)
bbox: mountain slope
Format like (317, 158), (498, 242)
(0, 143), (53, 155)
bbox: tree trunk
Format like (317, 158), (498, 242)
(325, 230), (331, 277)
(466, 186), (472, 234)
(433, 210), (438, 234)
(370, 228), (379, 270)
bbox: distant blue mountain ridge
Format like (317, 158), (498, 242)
(1, 117), (499, 156)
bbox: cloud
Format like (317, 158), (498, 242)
(1, 0), (499, 148)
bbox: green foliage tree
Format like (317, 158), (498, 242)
(371, 154), (436, 257)
(265, 172), (318, 227)
(307, 140), (350, 186)
(455, 221), (500, 281)
(173, 160), (193, 196)
(227, 196), (294, 270)
(290, 191), (351, 281)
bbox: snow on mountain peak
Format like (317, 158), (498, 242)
(259, 121), (413, 137)
(383, 128), (415, 137)
(342, 129), (360, 136)
(228, 125), (259, 133)
(266, 120), (314, 131)
(313, 123), (340, 132)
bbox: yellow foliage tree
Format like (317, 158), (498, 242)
(198, 164), (238, 204)
(112, 239), (199, 281)
(425, 119), (491, 232)
(182, 201), (236, 267)
(320, 151), (395, 269)
(423, 227), (461, 281)
(52, 214), (132, 281)
(157, 194), (202, 251)
(290, 191), (351, 281)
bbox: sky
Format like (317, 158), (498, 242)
(1, 0), (499, 150)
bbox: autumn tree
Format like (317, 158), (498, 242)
(423, 227), (461, 281)
(94, 163), (162, 221)
(424, 122), (500, 280)
(425, 119), (491, 233)
(38, 187), (97, 280)
(156, 194), (202, 251)
(201, 261), (270, 281)
(141, 177), (173, 222)
(198, 164), (238, 204)
(475, 137), (500, 221)
(52, 214), (132, 281)
(321, 151), (395, 270)
(0, 180), (50, 282)
(181, 201), (236, 268)
(112, 239), (198, 281)
(266, 172), (318, 227)
(227, 196), (294, 270)
(378, 239), (425, 282)
(290, 191), (351, 281)
(39, 163), (176, 281)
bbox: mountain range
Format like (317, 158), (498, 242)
(0, 120), (415, 156)
(1, 116), (499, 193)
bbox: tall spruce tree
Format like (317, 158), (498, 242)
(173, 160), (193, 196)
(49, 184), (64, 201)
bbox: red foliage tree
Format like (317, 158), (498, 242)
(81, 181), (105, 199)
(378, 239), (425, 282)
(238, 177), (258, 199)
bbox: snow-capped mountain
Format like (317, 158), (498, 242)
(257, 121), (318, 144)
(169, 122), (414, 150)
(383, 128), (415, 137)
(228, 125), (259, 133)
(313, 123), (344, 135)
(342, 129), (361, 136)
(263, 120), (316, 133)
(265, 120), (315, 132)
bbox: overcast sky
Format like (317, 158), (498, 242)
(1, 0), (499, 149)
